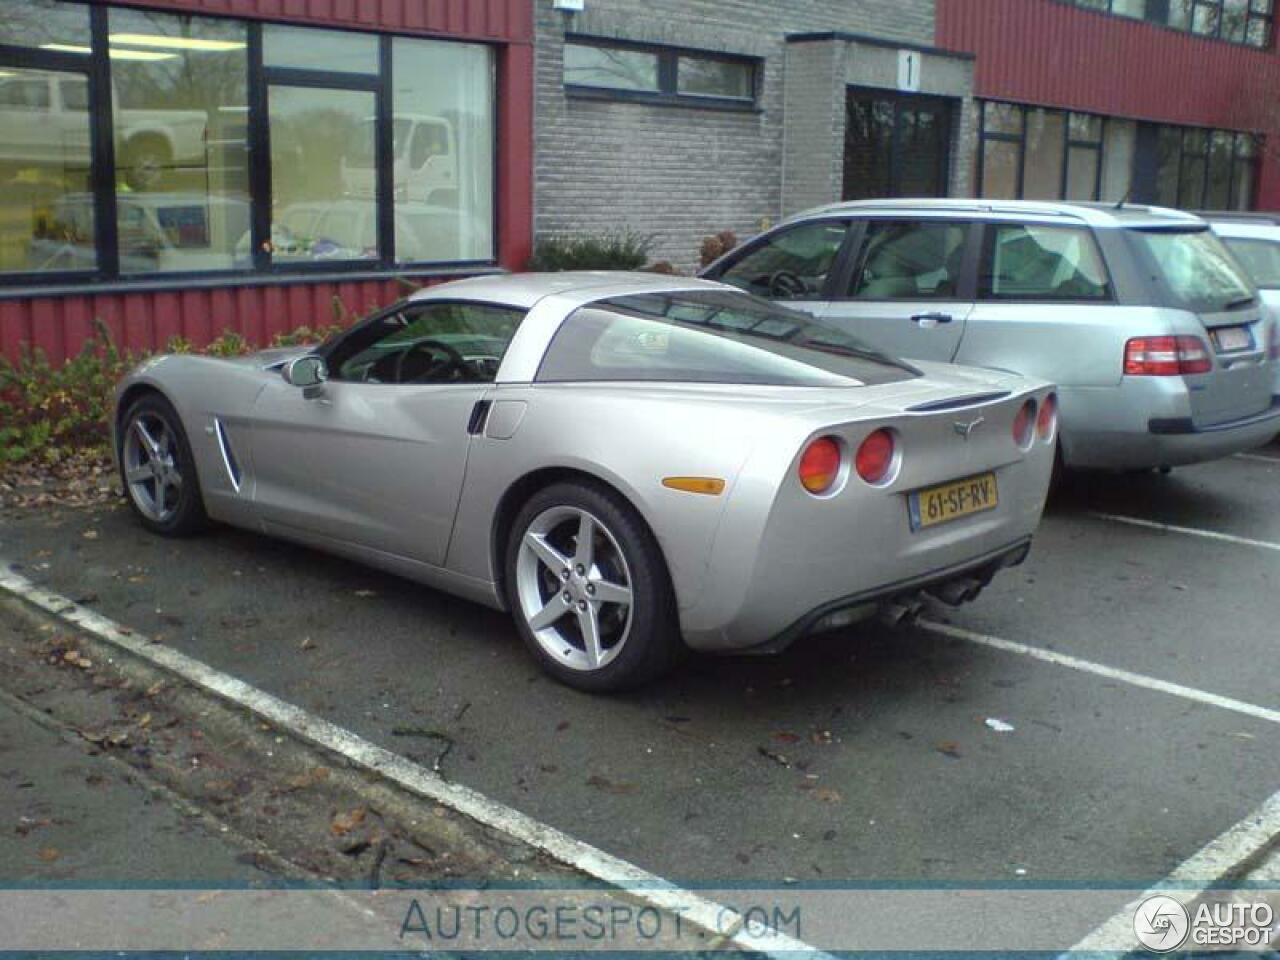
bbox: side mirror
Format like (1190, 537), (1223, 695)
(282, 355), (328, 390)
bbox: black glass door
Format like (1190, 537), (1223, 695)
(843, 88), (953, 200)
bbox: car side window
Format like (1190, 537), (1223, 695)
(979, 223), (1111, 301)
(328, 302), (524, 385)
(1221, 237), (1280, 290)
(844, 220), (969, 300)
(716, 221), (849, 301)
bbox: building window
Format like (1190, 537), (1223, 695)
(1156, 124), (1257, 209)
(1067, 0), (1273, 48)
(563, 36), (757, 108)
(977, 102), (1104, 202)
(0, 0), (497, 287)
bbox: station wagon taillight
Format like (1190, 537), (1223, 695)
(799, 436), (843, 495)
(1123, 336), (1212, 376)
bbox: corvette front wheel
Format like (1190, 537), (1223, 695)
(118, 393), (208, 537)
(506, 481), (680, 692)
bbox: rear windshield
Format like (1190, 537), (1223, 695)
(536, 290), (918, 387)
(1132, 227), (1256, 313)
(1221, 237), (1280, 290)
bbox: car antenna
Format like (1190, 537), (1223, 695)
(1114, 186), (1133, 210)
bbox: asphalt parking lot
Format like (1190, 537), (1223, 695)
(1, 443), (1278, 895)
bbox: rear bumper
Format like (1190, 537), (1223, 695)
(733, 536), (1033, 655)
(1061, 385), (1280, 470)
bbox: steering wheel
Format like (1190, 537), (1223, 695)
(392, 338), (468, 384)
(769, 270), (809, 299)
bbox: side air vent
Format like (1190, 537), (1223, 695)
(907, 391), (1010, 413)
(214, 417), (243, 492)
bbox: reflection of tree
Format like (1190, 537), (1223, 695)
(110, 10), (246, 121)
(271, 107), (364, 207)
(573, 48), (655, 90)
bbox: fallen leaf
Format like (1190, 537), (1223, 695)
(37, 847), (61, 863)
(81, 530), (99, 540)
(585, 774), (637, 795)
(936, 741), (962, 759)
(811, 787), (843, 804)
(773, 731), (801, 744)
(299, 636), (316, 651)
(283, 767), (330, 792)
(330, 807), (367, 836)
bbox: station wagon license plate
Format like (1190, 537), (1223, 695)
(1210, 326), (1253, 352)
(908, 473), (998, 531)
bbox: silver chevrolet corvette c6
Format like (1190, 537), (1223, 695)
(112, 272), (1057, 691)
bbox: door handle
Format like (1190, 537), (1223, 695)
(911, 312), (954, 328)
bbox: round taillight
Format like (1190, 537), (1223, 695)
(1012, 399), (1037, 449)
(1036, 393), (1058, 442)
(798, 436), (843, 495)
(855, 429), (896, 485)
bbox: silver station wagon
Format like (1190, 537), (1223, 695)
(704, 199), (1280, 471)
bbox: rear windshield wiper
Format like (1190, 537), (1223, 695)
(1224, 296), (1256, 310)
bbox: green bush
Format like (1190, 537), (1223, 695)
(0, 308), (368, 469)
(527, 230), (654, 272)
(0, 319), (131, 464)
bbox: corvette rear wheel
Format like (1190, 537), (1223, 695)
(119, 394), (207, 536)
(506, 482), (680, 692)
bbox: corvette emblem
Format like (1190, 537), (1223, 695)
(953, 416), (985, 440)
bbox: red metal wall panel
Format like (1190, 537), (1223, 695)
(110, 0), (532, 42)
(0, 278), (428, 363)
(936, 0), (1280, 208)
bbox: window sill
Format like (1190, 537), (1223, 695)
(0, 262), (505, 301)
(565, 85), (761, 113)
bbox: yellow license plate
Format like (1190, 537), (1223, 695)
(908, 473), (998, 531)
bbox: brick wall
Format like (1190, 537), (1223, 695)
(534, 0), (938, 271)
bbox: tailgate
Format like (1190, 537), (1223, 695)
(1187, 304), (1273, 427)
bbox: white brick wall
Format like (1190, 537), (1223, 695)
(534, 0), (941, 271)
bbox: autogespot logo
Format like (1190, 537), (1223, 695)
(1134, 895), (1191, 953)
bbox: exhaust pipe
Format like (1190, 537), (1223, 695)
(879, 595), (925, 626)
(928, 577), (984, 607)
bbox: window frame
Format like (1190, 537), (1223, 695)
(975, 221), (1117, 304)
(977, 101), (1106, 202)
(703, 218), (859, 301)
(0, 0), (500, 293)
(319, 297), (526, 384)
(562, 34), (760, 112)
(1061, 0), (1273, 49)
(1161, 124), (1259, 210)
(834, 217), (983, 303)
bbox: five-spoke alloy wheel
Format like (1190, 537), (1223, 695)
(506, 481), (680, 691)
(118, 393), (207, 536)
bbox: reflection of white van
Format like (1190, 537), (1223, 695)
(30, 192), (248, 273)
(340, 114), (457, 205)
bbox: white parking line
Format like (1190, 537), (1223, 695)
(919, 619), (1280, 726)
(1090, 511), (1280, 554)
(0, 565), (825, 959)
(1069, 785), (1280, 953)
(1234, 452), (1280, 464)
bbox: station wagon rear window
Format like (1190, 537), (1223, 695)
(1133, 227), (1256, 312)
(536, 291), (917, 387)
